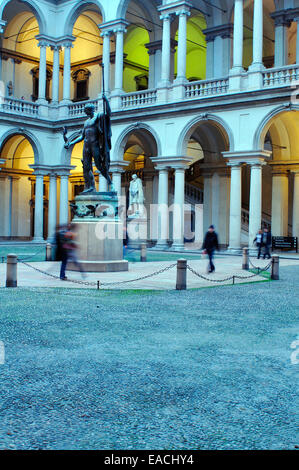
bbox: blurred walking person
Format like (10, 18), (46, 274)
(202, 225), (219, 273)
(262, 227), (272, 259)
(253, 229), (263, 259)
(60, 224), (86, 280)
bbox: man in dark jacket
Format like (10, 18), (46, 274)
(262, 228), (272, 259)
(202, 225), (219, 273)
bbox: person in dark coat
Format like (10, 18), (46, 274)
(262, 227), (272, 259)
(202, 225), (219, 273)
(253, 229), (263, 259)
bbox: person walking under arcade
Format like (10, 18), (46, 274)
(202, 225), (219, 273)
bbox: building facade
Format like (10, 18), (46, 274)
(0, 0), (298, 250)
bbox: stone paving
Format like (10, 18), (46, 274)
(1, 253), (295, 290)
(0, 265), (298, 450)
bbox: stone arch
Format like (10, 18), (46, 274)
(113, 123), (162, 161)
(0, 0), (47, 35)
(0, 128), (43, 165)
(177, 114), (233, 157)
(64, 0), (105, 36)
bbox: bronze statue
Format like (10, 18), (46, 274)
(63, 94), (113, 194)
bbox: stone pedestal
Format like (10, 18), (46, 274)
(127, 215), (147, 248)
(68, 191), (128, 272)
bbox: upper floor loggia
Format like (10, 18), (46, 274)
(1, 0), (299, 119)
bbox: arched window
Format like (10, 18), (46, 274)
(71, 68), (91, 101)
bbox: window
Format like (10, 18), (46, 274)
(72, 68), (90, 101)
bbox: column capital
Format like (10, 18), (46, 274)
(109, 161), (130, 173)
(270, 10), (292, 27)
(53, 165), (75, 176)
(99, 19), (128, 34)
(151, 156), (192, 169)
(176, 8), (191, 17)
(203, 23), (233, 42)
(270, 164), (289, 176)
(29, 165), (50, 176)
(158, 1), (192, 17)
(145, 40), (163, 55)
(223, 150), (272, 164)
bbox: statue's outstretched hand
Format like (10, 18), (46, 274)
(64, 142), (70, 150)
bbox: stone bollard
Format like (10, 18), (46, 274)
(140, 243), (147, 262)
(6, 254), (17, 288)
(176, 258), (187, 290)
(271, 255), (279, 280)
(242, 247), (249, 270)
(46, 243), (52, 261)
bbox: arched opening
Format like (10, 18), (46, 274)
(1, 1), (49, 100)
(123, 0), (159, 91)
(118, 127), (158, 243)
(183, 119), (230, 246)
(256, 110), (299, 237)
(174, 11), (207, 81)
(70, 7), (103, 101)
(0, 133), (47, 239)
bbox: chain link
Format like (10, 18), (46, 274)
(187, 260), (272, 283)
(19, 260), (177, 288)
(17, 257), (272, 289)
(248, 256), (272, 271)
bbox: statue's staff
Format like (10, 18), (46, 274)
(101, 63), (113, 190)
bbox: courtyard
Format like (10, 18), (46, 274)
(0, 264), (298, 450)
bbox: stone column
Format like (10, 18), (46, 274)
(99, 177), (108, 192)
(172, 166), (186, 250)
(175, 8), (190, 84)
(113, 24), (127, 94)
(228, 163), (242, 251)
(271, 167), (289, 236)
(250, 0), (263, 69)
(51, 45), (60, 104)
(272, 13), (290, 67)
(232, 0), (244, 72)
(62, 41), (73, 102)
(33, 173), (44, 241)
(59, 174), (69, 225)
(156, 167), (169, 248)
(248, 162), (263, 247)
(203, 172), (212, 231)
(159, 14), (172, 86)
(292, 170), (299, 238)
(37, 40), (48, 102)
(205, 38), (214, 79)
(101, 30), (111, 94)
(47, 173), (57, 241)
(111, 171), (121, 196)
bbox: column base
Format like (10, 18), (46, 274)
(228, 67), (244, 91)
(226, 246), (242, 255)
(32, 237), (45, 243)
(171, 242), (185, 252)
(153, 241), (169, 250)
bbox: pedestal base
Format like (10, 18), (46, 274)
(68, 260), (128, 273)
(70, 191), (128, 272)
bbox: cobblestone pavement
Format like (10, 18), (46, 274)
(1, 254), (298, 289)
(0, 265), (298, 450)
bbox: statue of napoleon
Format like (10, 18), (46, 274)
(63, 91), (113, 194)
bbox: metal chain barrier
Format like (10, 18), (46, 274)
(99, 263), (177, 287)
(248, 256), (272, 271)
(187, 260), (272, 284)
(18, 260), (177, 289)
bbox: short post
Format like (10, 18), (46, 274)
(46, 243), (52, 261)
(176, 258), (187, 290)
(6, 254), (17, 288)
(271, 255), (279, 280)
(242, 247), (249, 270)
(140, 243), (147, 262)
